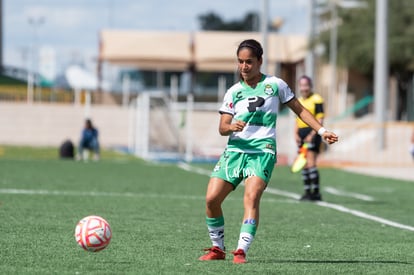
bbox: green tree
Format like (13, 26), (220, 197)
(316, 0), (414, 119)
(198, 11), (260, 31)
(198, 12), (225, 31)
(318, 0), (414, 74)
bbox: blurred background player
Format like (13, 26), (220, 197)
(77, 119), (100, 161)
(294, 75), (325, 201)
(199, 39), (338, 264)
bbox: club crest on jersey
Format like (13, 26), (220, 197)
(213, 162), (221, 172)
(264, 84), (274, 95)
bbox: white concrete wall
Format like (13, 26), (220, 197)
(0, 102), (295, 160)
(2, 102), (409, 166)
(0, 102), (130, 148)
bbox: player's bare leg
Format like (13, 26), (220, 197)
(232, 176), (266, 263)
(199, 178), (233, 261)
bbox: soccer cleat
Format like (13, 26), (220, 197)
(232, 249), (247, 264)
(311, 193), (322, 201)
(198, 246), (225, 261)
(299, 193), (313, 201)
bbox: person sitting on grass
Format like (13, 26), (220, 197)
(77, 119), (100, 161)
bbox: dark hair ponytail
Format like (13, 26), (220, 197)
(237, 39), (263, 60)
(237, 39), (263, 80)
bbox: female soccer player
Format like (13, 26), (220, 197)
(294, 75), (325, 201)
(198, 39), (338, 264)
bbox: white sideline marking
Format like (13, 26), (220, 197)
(0, 188), (205, 200)
(264, 187), (300, 200)
(324, 186), (375, 201)
(178, 162), (210, 176)
(178, 163), (414, 232)
(315, 200), (414, 232)
(0, 188), (292, 204)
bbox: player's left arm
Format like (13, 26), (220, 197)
(306, 102), (324, 143)
(304, 117), (323, 144)
(286, 98), (338, 144)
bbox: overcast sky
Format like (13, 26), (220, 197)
(4, 0), (309, 74)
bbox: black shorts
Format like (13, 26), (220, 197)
(298, 127), (322, 153)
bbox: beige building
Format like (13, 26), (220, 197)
(97, 30), (308, 95)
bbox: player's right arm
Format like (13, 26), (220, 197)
(218, 113), (246, 136)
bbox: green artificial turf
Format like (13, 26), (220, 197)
(0, 147), (412, 274)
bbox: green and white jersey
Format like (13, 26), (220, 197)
(219, 74), (295, 154)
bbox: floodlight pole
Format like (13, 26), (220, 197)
(27, 16), (44, 104)
(185, 92), (194, 163)
(328, 1), (338, 117)
(0, 0), (3, 74)
(122, 74), (130, 108)
(374, 0), (388, 150)
(261, 0), (268, 74)
(185, 34), (196, 163)
(305, 0), (316, 81)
